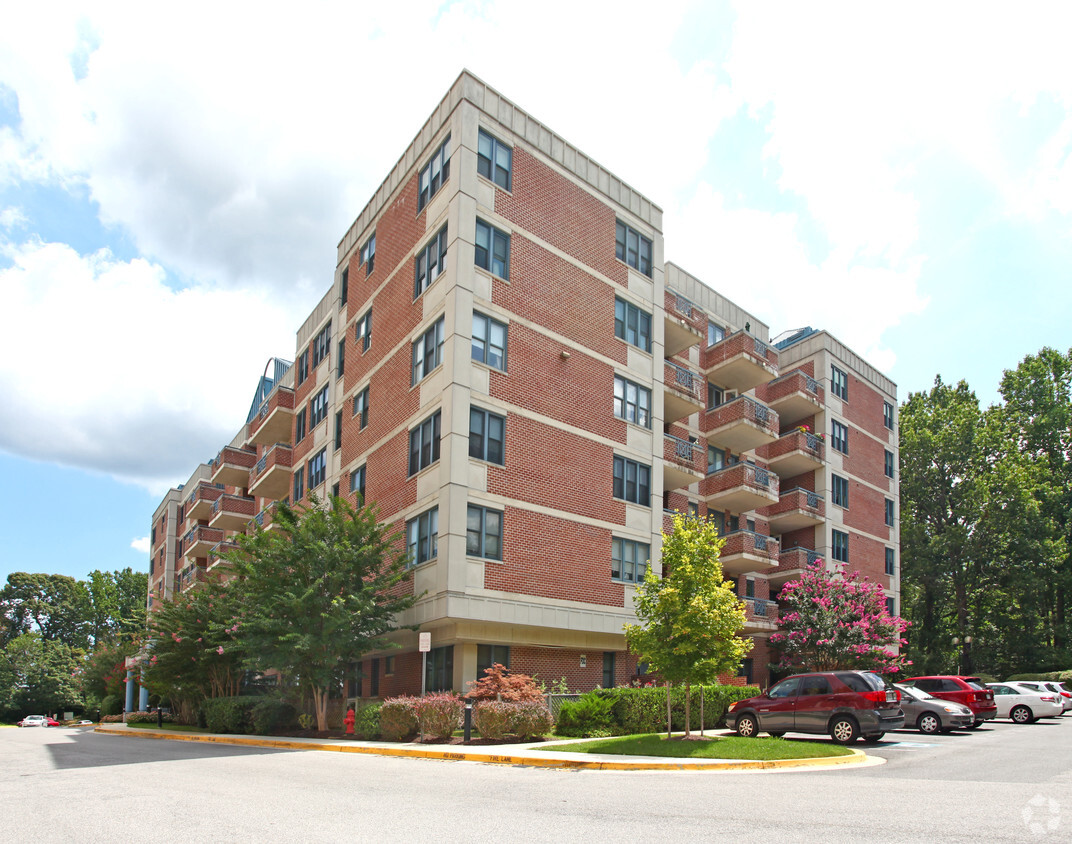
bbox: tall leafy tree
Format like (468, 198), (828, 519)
(0, 633), (83, 717)
(0, 573), (91, 650)
(86, 568), (148, 645)
(769, 560), (909, 675)
(624, 514), (751, 738)
(222, 495), (419, 731)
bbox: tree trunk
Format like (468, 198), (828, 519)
(312, 685), (329, 732)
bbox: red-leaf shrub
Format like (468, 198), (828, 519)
(508, 700), (554, 740)
(472, 701), (513, 740)
(465, 663), (544, 702)
(412, 692), (462, 741)
(472, 700), (553, 740)
(379, 696), (419, 741)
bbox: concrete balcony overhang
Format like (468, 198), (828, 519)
(183, 525), (224, 559)
(209, 493), (257, 531)
(742, 597), (779, 632)
(207, 541), (239, 571)
(248, 386), (296, 446)
(663, 434), (704, 491)
(756, 429), (825, 479)
(755, 370), (825, 428)
(704, 331), (779, 393)
(768, 546), (823, 588)
(211, 446), (258, 488)
(249, 443), (294, 500)
(764, 487), (826, 534)
(704, 396), (779, 454)
(250, 503), (280, 533)
(177, 564), (207, 593)
(663, 291), (706, 357)
(663, 360), (705, 422)
(184, 482), (223, 522)
(703, 463), (779, 514)
(719, 530), (779, 577)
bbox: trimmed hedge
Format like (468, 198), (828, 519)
(556, 691), (616, 738)
(250, 699), (296, 735)
(379, 697), (419, 741)
(1007, 670), (1072, 683)
(352, 703), (381, 740)
(412, 693), (463, 741)
(473, 700), (554, 740)
(201, 696), (262, 734)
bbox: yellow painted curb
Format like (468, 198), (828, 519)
(94, 726), (869, 771)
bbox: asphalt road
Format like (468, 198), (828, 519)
(2, 717), (1070, 843)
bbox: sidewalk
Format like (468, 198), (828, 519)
(94, 723), (875, 771)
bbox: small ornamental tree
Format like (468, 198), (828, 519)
(624, 514), (752, 738)
(465, 664), (544, 702)
(769, 559), (910, 675)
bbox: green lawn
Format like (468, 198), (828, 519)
(124, 721), (213, 734)
(541, 733), (853, 760)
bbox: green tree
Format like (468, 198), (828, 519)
(0, 573), (92, 650)
(0, 632), (83, 717)
(86, 568), (148, 646)
(624, 514), (751, 738)
(223, 495), (419, 732)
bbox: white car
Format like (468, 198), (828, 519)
(986, 683), (1064, 723)
(1015, 681), (1072, 713)
(17, 715), (49, 727)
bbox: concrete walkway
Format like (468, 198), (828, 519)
(94, 723), (875, 772)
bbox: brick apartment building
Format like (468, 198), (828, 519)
(148, 70), (900, 698)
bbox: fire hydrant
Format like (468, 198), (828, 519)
(344, 706), (355, 737)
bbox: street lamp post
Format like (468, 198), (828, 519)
(952, 636), (973, 674)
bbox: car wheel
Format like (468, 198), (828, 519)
(1010, 705), (1033, 724)
(862, 733), (885, 743)
(767, 732), (785, 738)
(966, 720), (983, 729)
(917, 713), (942, 735)
(829, 715), (859, 744)
(735, 714), (758, 738)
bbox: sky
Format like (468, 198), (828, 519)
(1, 1), (1070, 585)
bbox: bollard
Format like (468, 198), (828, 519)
(157, 706), (163, 729)
(463, 703), (472, 744)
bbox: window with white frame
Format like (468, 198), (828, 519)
(831, 420), (848, 454)
(613, 375), (651, 428)
(614, 297), (652, 352)
(361, 233), (376, 275)
(350, 464), (366, 501)
(615, 220), (653, 277)
(611, 537), (650, 584)
(477, 129), (512, 191)
(883, 401), (894, 430)
(312, 321), (332, 368)
(832, 529), (849, 562)
(415, 225), (448, 298)
(353, 386), (369, 430)
(407, 507), (438, 566)
(466, 504), (502, 560)
(310, 385), (329, 426)
(355, 308), (372, 352)
(469, 407), (505, 465)
(707, 321), (725, 346)
(418, 135), (450, 212)
(297, 350), (309, 385)
(885, 498), (895, 527)
(472, 312), (507, 370)
(613, 455), (651, 506)
(408, 411), (441, 476)
(295, 408), (307, 443)
(885, 547), (895, 575)
(412, 317), (445, 385)
(831, 474), (849, 508)
(831, 365), (848, 401)
(885, 449), (895, 478)
(307, 448), (326, 489)
(475, 219), (510, 279)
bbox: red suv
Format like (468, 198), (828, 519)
(727, 670), (904, 744)
(902, 676), (996, 727)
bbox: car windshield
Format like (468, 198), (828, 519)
(965, 679), (988, 690)
(896, 685), (929, 701)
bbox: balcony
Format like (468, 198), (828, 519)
(763, 487), (825, 534)
(209, 493), (257, 531)
(704, 396), (779, 453)
(719, 529), (779, 577)
(183, 525), (224, 559)
(703, 462), (779, 513)
(211, 446), (258, 488)
(249, 443), (294, 500)
(704, 330), (779, 393)
(177, 564), (207, 593)
(742, 596), (779, 631)
(250, 502), (281, 533)
(207, 540), (239, 571)
(755, 369), (824, 428)
(755, 428), (824, 479)
(248, 386), (296, 446)
(663, 291), (706, 357)
(184, 482), (224, 522)
(663, 434), (704, 491)
(663, 360), (705, 422)
(769, 545), (823, 587)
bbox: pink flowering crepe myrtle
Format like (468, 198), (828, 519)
(769, 559), (910, 676)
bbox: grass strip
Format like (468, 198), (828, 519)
(541, 733), (852, 760)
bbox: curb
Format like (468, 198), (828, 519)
(94, 725), (873, 771)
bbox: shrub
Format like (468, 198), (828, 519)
(556, 691), (616, 737)
(201, 696), (260, 734)
(610, 684), (759, 734)
(250, 698), (296, 735)
(352, 703), (381, 740)
(379, 697), (419, 741)
(509, 700), (554, 740)
(466, 664), (544, 702)
(472, 701), (513, 740)
(126, 710), (174, 724)
(100, 695), (122, 717)
(472, 700), (554, 740)
(412, 692), (462, 741)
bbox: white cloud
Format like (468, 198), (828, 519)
(130, 536), (149, 554)
(0, 206), (28, 229)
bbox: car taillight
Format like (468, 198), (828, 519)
(1040, 695), (1056, 702)
(1062, 692), (1072, 699)
(863, 690), (887, 705)
(976, 691), (992, 701)
(728, 701), (739, 712)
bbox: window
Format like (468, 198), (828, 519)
(418, 135), (451, 211)
(336, 338), (345, 377)
(425, 644), (453, 692)
(477, 644), (509, 677)
(707, 383), (731, 409)
(738, 657), (753, 684)
(331, 481), (340, 500)
(707, 445), (726, 474)
(472, 312), (507, 370)
(412, 317), (445, 385)
(885, 498), (895, 527)
(885, 547), (895, 576)
(312, 321), (332, 368)
(297, 350), (309, 385)
(831, 474), (849, 508)
(293, 468), (304, 502)
(708, 321), (725, 346)
(295, 408), (307, 442)
(614, 297), (652, 352)
(615, 220), (653, 277)
(477, 129), (512, 191)
(355, 309), (372, 352)
(358, 232), (376, 275)
(611, 537), (650, 583)
(310, 385), (329, 426)
(407, 507), (439, 566)
(467, 504), (503, 560)
(353, 386), (369, 430)
(832, 529), (849, 562)
(883, 401), (894, 430)
(831, 365), (848, 401)
(469, 407), (505, 464)
(475, 219), (510, 279)
(334, 411), (343, 451)
(886, 597), (896, 616)
(350, 464), (366, 500)
(885, 449), (895, 479)
(385, 655), (395, 675)
(612, 456), (651, 506)
(831, 420), (848, 454)
(415, 225), (448, 297)
(614, 376), (651, 428)
(340, 267), (348, 306)
(409, 411), (441, 475)
(603, 652), (616, 689)
(308, 448), (326, 489)
(745, 578), (756, 598)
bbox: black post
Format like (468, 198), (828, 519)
(157, 706), (163, 728)
(463, 703), (472, 744)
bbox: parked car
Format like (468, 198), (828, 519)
(986, 683), (1064, 723)
(893, 683), (974, 734)
(17, 715), (49, 727)
(727, 670), (904, 744)
(1014, 681), (1071, 713)
(902, 676), (997, 727)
